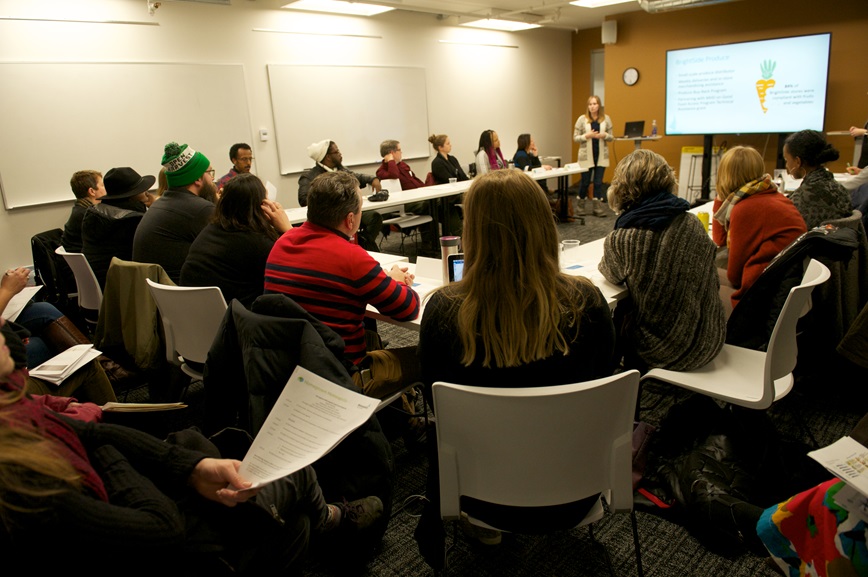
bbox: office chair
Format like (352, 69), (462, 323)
(432, 370), (643, 576)
(642, 259), (830, 409)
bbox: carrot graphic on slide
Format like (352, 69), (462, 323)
(756, 60), (776, 114)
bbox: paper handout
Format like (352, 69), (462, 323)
(2, 285), (43, 322)
(238, 366), (378, 488)
(28, 344), (102, 385)
(809, 436), (868, 499)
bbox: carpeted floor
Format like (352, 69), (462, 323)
(299, 196), (868, 577)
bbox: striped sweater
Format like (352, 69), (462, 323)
(264, 222), (420, 364)
(599, 212), (726, 371)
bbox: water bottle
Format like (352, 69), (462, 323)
(651, 120), (658, 137)
(440, 236), (460, 283)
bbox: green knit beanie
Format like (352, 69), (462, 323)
(161, 142), (211, 187)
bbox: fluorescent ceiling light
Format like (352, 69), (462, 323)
(570, 0), (635, 7)
(281, 0), (394, 17)
(461, 19), (540, 32)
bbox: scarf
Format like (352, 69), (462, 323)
(714, 174), (775, 232)
(614, 190), (690, 231)
(486, 147), (506, 171)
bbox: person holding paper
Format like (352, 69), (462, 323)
(0, 318), (383, 574)
(573, 95), (614, 217)
(474, 129), (507, 175)
(712, 146), (807, 308)
(216, 142), (254, 193)
(181, 173), (290, 308)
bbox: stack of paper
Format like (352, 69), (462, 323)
(1, 285), (42, 322)
(29, 344), (102, 385)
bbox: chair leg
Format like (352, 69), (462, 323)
(631, 511), (644, 577)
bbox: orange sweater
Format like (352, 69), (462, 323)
(713, 191), (806, 307)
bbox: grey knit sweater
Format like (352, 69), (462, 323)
(599, 212), (726, 371)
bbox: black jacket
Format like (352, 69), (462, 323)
(81, 200), (146, 288)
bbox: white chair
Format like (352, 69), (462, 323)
(641, 259), (831, 409)
(378, 178), (434, 254)
(146, 279), (228, 380)
(432, 370), (643, 576)
(55, 246), (103, 322)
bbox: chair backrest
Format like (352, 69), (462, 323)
(765, 259), (831, 388)
(379, 178), (402, 193)
(146, 279), (228, 365)
(55, 246), (103, 312)
(432, 370), (640, 520)
(31, 229), (74, 307)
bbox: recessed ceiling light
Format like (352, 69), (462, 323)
(570, 0), (635, 7)
(461, 19), (540, 32)
(281, 0), (394, 17)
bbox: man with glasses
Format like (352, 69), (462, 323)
(298, 139), (384, 251)
(132, 141), (217, 282)
(216, 142), (254, 193)
(376, 139), (436, 253)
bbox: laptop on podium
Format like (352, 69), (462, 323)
(623, 121), (645, 138)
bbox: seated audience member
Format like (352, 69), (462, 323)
(417, 169), (615, 549)
(599, 149), (725, 371)
(62, 170), (106, 252)
(216, 142), (254, 193)
(0, 319), (382, 575)
(376, 139), (435, 249)
(512, 133), (553, 193)
(133, 142), (217, 283)
(713, 146), (807, 308)
(298, 140), (384, 251)
(181, 173), (290, 308)
(81, 167), (152, 288)
(265, 172), (419, 387)
(475, 129), (506, 175)
(845, 120), (868, 194)
(784, 130), (852, 228)
(429, 133), (468, 184)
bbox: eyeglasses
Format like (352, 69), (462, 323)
(205, 169), (216, 179)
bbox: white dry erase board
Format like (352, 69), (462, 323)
(267, 65), (430, 175)
(0, 62), (252, 209)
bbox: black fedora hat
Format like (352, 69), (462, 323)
(103, 167), (156, 200)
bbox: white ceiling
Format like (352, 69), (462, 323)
(262, 0), (647, 31)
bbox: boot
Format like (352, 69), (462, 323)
(592, 199), (608, 217)
(574, 197), (587, 216)
(43, 316), (91, 355)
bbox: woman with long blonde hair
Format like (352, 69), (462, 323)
(573, 95), (614, 216)
(420, 169), (615, 386)
(713, 146), (806, 307)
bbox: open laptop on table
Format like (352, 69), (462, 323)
(622, 121), (645, 138)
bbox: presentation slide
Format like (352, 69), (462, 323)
(665, 33), (831, 135)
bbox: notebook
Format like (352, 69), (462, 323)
(623, 121), (645, 138)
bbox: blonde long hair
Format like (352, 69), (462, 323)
(443, 170), (596, 368)
(715, 146), (765, 201)
(0, 386), (81, 514)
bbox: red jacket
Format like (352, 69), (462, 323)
(714, 191), (806, 307)
(376, 160), (425, 190)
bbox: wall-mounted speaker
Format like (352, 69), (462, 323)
(602, 20), (617, 45)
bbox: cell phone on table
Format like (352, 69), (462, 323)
(447, 253), (464, 283)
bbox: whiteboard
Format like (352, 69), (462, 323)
(0, 62), (252, 209)
(267, 65), (430, 174)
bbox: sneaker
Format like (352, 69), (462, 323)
(325, 496), (384, 532)
(460, 512), (502, 545)
(592, 199), (607, 217)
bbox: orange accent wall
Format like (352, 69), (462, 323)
(571, 0), (868, 188)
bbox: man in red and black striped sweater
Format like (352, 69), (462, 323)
(265, 171), (419, 366)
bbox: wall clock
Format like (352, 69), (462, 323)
(623, 67), (639, 86)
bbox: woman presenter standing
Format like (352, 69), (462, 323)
(573, 95), (613, 217)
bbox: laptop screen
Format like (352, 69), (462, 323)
(624, 121), (645, 138)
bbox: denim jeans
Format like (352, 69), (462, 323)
(15, 301), (64, 368)
(580, 166), (606, 200)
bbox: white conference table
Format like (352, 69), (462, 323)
(366, 199), (717, 332)
(284, 165), (587, 225)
